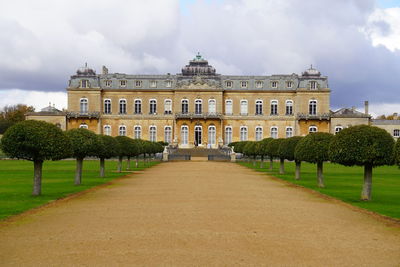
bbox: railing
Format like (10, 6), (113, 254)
(297, 113), (330, 120)
(175, 112), (223, 119)
(168, 154), (191, 161)
(66, 111), (101, 119)
(208, 155), (230, 161)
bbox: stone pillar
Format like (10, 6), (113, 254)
(231, 152), (236, 162)
(162, 146), (169, 162)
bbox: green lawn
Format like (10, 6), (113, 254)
(0, 159), (160, 220)
(239, 160), (400, 220)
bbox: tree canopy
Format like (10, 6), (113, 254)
(1, 120), (70, 161)
(96, 135), (118, 159)
(278, 136), (303, 161)
(66, 128), (98, 159)
(295, 133), (333, 163)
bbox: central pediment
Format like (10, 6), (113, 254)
(176, 75), (222, 90)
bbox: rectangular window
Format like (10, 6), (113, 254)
(240, 100), (248, 115)
(310, 81), (317, 90)
(225, 81), (233, 88)
(135, 80), (142, 87)
(225, 100), (232, 115)
(120, 80), (127, 87)
(81, 80), (88, 88)
(166, 80), (172, 87)
(286, 127), (293, 138)
(255, 81), (263, 88)
(150, 81), (157, 88)
(287, 81), (293, 88)
(394, 129), (400, 137)
(105, 80), (112, 87)
(271, 81), (278, 88)
(104, 99), (111, 114)
(241, 81), (248, 88)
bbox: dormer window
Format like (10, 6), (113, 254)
(310, 81), (317, 90)
(241, 81), (248, 88)
(287, 81), (293, 88)
(225, 81), (233, 88)
(105, 80), (112, 87)
(80, 80), (89, 88)
(120, 80), (127, 87)
(150, 80), (157, 88)
(166, 80), (172, 87)
(255, 81), (263, 88)
(271, 81), (278, 88)
(135, 80), (142, 87)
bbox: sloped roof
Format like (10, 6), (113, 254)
(331, 107), (370, 118)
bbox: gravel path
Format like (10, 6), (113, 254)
(0, 161), (399, 266)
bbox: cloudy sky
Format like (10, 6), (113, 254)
(0, 0), (399, 117)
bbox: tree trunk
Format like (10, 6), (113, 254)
(136, 156), (139, 168)
(117, 156), (122, 172)
(252, 156), (256, 167)
(260, 156), (264, 168)
(75, 158), (83, 185)
(317, 161), (325, 188)
(269, 157), (273, 170)
(144, 154), (147, 166)
(361, 164), (373, 201)
(100, 158), (105, 178)
(279, 158), (285, 174)
(32, 160), (43, 196)
(127, 156), (131, 170)
(295, 161), (301, 180)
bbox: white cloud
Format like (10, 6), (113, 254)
(363, 7), (400, 51)
(0, 89), (67, 111)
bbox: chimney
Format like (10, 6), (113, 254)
(102, 66), (108, 75)
(364, 101), (369, 115)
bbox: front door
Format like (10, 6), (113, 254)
(194, 125), (202, 146)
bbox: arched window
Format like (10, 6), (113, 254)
(181, 125), (189, 145)
(286, 127), (293, 138)
(208, 99), (216, 113)
(271, 127), (278, 139)
(225, 126), (232, 145)
(208, 125), (216, 145)
(240, 126), (248, 141)
(119, 125), (126, 136)
(335, 126), (343, 135)
(255, 126), (263, 141)
(164, 126), (172, 143)
(134, 125), (141, 139)
(149, 126), (157, 141)
(134, 99), (142, 114)
(164, 99), (172, 114)
(80, 98), (88, 113)
(309, 126), (318, 133)
(119, 99), (127, 114)
(104, 99), (111, 114)
(270, 100), (278, 115)
(104, 125), (111, 136)
(309, 100), (317, 115)
(394, 129), (400, 137)
(182, 99), (189, 114)
(79, 123), (88, 129)
(149, 99), (157, 114)
(225, 100), (233, 115)
(285, 100), (293, 115)
(255, 100), (263, 115)
(195, 99), (202, 114)
(240, 100), (248, 115)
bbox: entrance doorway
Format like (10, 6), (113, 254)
(194, 125), (202, 146)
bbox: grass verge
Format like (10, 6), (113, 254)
(238, 160), (400, 220)
(0, 159), (160, 220)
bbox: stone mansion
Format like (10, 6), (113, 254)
(28, 54), (377, 148)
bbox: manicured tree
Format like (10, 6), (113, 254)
(295, 132), (334, 188)
(96, 135), (118, 177)
(279, 136), (303, 180)
(266, 138), (281, 170)
(330, 125), (394, 201)
(259, 138), (272, 168)
(0, 120), (71, 195)
(142, 140), (153, 165)
(66, 128), (98, 185)
(125, 138), (138, 170)
(243, 141), (257, 166)
(114, 136), (132, 172)
(233, 141), (248, 160)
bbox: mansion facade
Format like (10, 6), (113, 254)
(28, 54), (374, 148)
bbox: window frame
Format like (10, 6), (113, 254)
(104, 125), (111, 136)
(225, 81), (233, 88)
(119, 125), (127, 136)
(164, 126), (172, 143)
(255, 80), (263, 89)
(335, 126), (343, 135)
(80, 79), (89, 88)
(79, 123), (88, 129)
(286, 126), (293, 138)
(270, 100), (278, 115)
(255, 126), (263, 141)
(149, 125), (157, 142)
(119, 99), (127, 114)
(149, 99), (157, 114)
(240, 100), (248, 115)
(150, 80), (157, 88)
(225, 126), (232, 145)
(80, 98), (88, 113)
(104, 99), (111, 114)
(181, 125), (189, 145)
(134, 125), (142, 139)
(240, 126), (248, 141)
(225, 99), (233, 115)
(271, 126), (278, 139)
(164, 99), (172, 114)
(309, 126), (318, 133)
(135, 80), (142, 87)
(195, 99), (202, 114)
(255, 100), (263, 115)
(105, 80), (112, 87)
(310, 81), (317, 90)
(394, 129), (400, 137)
(285, 100), (293, 115)
(309, 100), (317, 115)
(120, 80), (127, 87)
(208, 99), (216, 114)
(208, 125), (216, 145)
(181, 99), (189, 114)
(240, 81), (248, 88)
(271, 81), (278, 88)
(134, 99), (142, 114)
